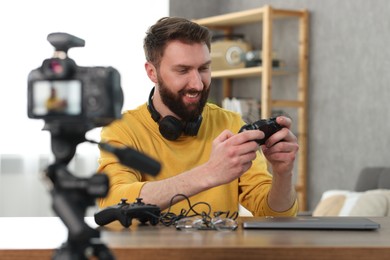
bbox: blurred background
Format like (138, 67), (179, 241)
(1, 0), (390, 217)
(0, 0), (169, 216)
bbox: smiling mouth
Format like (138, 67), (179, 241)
(186, 92), (200, 98)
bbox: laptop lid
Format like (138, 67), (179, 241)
(242, 216), (380, 230)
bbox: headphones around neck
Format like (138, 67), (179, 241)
(147, 87), (202, 141)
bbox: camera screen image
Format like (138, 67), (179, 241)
(31, 80), (82, 117)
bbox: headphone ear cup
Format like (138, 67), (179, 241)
(184, 116), (203, 136)
(147, 87), (202, 140)
(159, 116), (183, 141)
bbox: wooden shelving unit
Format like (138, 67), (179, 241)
(193, 5), (309, 211)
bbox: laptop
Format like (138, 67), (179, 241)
(242, 216), (380, 230)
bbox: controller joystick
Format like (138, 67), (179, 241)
(238, 117), (283, 145)
(94, 198), (161, 228)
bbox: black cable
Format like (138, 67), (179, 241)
(158, 194), (238, 227)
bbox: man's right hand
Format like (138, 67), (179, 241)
(203, 129), (264, 187)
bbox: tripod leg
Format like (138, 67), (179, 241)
(53, 239), (115, 260)
(92, 242), (116, 260)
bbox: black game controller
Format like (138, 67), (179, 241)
(94, 198), (161, 228)
(238, 117), (283, 145)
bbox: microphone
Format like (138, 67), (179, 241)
(98, 142), (161, 177)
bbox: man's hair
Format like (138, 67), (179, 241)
(143, 17), (211, 67)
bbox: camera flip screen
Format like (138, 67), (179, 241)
(31, 80), (82, 117)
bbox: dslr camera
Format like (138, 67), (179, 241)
(27, 32), (123, 134)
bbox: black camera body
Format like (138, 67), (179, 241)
(27, 32), (123, 133)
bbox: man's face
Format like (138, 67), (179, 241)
(156, 41), (211, 122)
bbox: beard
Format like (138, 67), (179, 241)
(157, 74), (210, 122)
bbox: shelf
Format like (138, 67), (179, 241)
(271, 100), (305, 108)
(194, 6), (309, 211)
(211, 67), (287, 78)
(194, 7), (307, 28)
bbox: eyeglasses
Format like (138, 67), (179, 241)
(175, 214), (238, 231)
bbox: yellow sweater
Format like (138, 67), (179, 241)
(97, 103), (297, 216)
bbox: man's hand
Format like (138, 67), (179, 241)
(261, 116), (299, 212)
(261, 116), (299, 176)
(203, 129), (264, 187)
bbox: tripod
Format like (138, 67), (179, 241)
(45, 133), (115, 260)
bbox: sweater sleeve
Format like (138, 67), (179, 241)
(96, 118), (148, 208)
(97, 152), (147, 208)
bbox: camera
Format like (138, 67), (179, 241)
(27, 32), (123, 133)
(26, 33), (162, 259)
(26, 32), (126, 259)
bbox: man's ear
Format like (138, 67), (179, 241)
(145, 62), (158, 83)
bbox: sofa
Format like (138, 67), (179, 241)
(313, 167), (390, 217)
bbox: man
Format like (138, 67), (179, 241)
(97, 17), (299, 216)
(46, 86), (68, 114)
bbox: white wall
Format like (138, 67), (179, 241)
(0, 0), (169, 216)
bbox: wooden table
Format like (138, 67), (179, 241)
(1, 216), (389, 259)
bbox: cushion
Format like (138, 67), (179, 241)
(313, 189), (390, 217)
